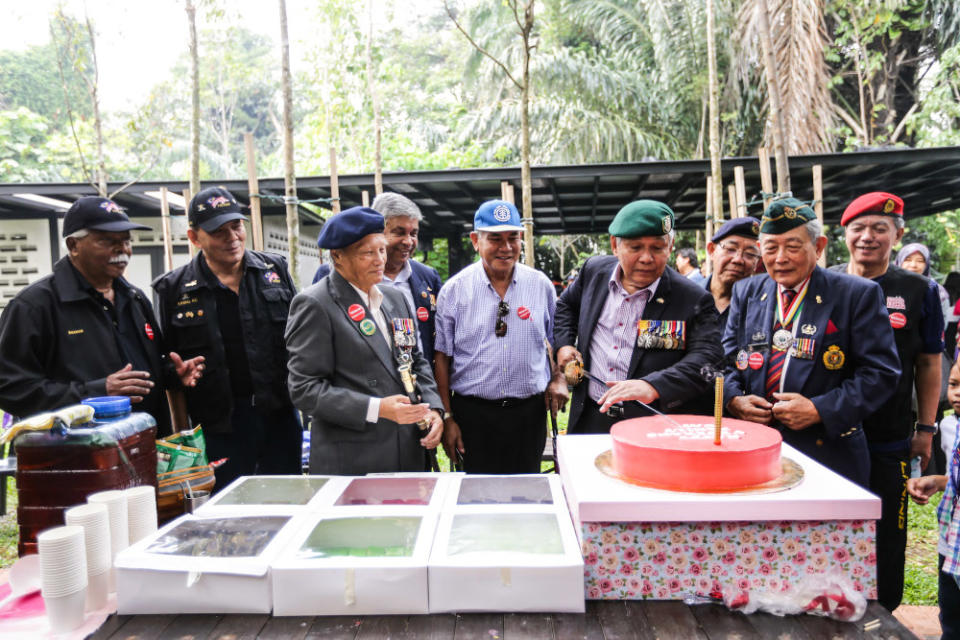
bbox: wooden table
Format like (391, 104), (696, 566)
(89, 600), (917, 639)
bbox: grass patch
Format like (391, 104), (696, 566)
(0, 477), (17, 569)
(904, 498), (940, 605)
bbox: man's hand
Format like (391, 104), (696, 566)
(420, 410), (443, 449)
(907, 475), (946, 505)
(106, 363), (153, 403)
(599, 379), (658, 413)
(726, 395), (773, 424)
(556, 346), (582, 370)
(170, 352), (205, 388)
(910, 431), (934, 471)
(442, 416), (465, 464)
(546, 378), (569, 417)
(379, 395), (430, 424)
(771, 392), (820, 430)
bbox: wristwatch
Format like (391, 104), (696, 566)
(442, 411), (454, 421)
(915, 423), (938, 434)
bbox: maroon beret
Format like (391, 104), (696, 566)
(840, 192), (903, 226)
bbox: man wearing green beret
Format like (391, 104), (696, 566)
(721, 197), (901, 487)
(554, 200), (723, 433)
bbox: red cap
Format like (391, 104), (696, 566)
(840, 192), (903, 226)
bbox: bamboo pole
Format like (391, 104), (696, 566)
(244, 133), (264, 251)
(734, 166), (747, 218)
(366, 0), (382, 195)
(183, 187), (196, 257)
(813, 164), (826, 267)
(705, 0), (723, 231)
(185, 0), (200, 198)
(279, 0), (300, 288)
(704, 177), (714, 276)
(758, 147), (773, 210)
(501, 180), (514, 204)
(757, 0), (790, 193)
(329, 147), (341, 214)
(159, 187), (174, 271)
(362, 190), (370, 207)
(728, 184), (737, 220)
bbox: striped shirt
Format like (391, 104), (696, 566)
(939, 434), (960, 577)
(587, 266), (660, 402)
(435, 261), (555, 400)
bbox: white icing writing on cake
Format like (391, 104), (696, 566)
(645, 423), (745, 440)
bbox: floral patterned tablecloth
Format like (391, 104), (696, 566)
(581, 519), (876, 600)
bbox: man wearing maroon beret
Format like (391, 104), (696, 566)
(831, 191), (944, 611)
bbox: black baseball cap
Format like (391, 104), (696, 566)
(189, 187), (248, 232)
(62, 197), (152, 238)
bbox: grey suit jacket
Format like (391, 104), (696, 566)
(285, 270), (443, 474)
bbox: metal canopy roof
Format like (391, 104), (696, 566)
(2, 146), (958, 238)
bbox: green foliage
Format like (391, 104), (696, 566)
(0, 41), (89, 126)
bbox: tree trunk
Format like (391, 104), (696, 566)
(706, 0), (722, 224)
(83, 14), (107, 196)
(186, 0), (200, 196)
(367, 0), (383, 195)
(757, 0), (790, 193)
(520, 1), (535, 268)
(278, 0), (300, 288)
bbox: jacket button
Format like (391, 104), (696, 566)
(368, 379), (378, 387)
(815, 438), (824, 447)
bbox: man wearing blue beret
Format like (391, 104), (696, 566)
(554, 200), (722, 433)
(722, 197), (901, 487)
(285, 207), (444, 474)
(704, 216), (761, 330)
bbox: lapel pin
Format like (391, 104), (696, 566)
(760, 293), (767, 301)
(816, 295), (822, 304)
(655, 297), (664, 304)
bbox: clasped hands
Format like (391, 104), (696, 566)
(726, 392), (820, 430)
(379, 395), (443, 449)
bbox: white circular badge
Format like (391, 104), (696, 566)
(493, 204), (511, 222)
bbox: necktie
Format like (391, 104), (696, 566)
(765, 288), (797, 400)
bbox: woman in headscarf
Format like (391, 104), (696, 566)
(897, 243), (951, 321)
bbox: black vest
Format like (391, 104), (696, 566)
(831, 263), (926, 443)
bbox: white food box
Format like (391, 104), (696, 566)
(271, 509), (439, 616)
(115, 512), (301, 614)
(195, 475), (341, 516)
(325, 474), (452, 512)
(428, 475), (585, 613)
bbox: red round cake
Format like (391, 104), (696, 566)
(610, 415), (782, 491)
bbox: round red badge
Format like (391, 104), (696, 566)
(517, 306), (531, 320)
(748, 352), (764, 370)
(144, 323), (154, 340)
(348, 304), (365, 322)
(889, 312), (906, 329)
(416, 306), (430, 322)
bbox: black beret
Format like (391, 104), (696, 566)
(711, 217), (760, 243)
(317, 206), (385, 249)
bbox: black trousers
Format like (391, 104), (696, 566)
(569, 398), (620, 434)
(940, 555), (960, 640)
(869, 447), (909, 611)
(451, 393), (546, 474)
(206, 398), (303, 493)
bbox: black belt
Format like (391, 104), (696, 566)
(455, 393), (541, 408)
(868, 437), (912, 455)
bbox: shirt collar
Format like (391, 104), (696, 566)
(383, 260), (412, 284)
(609, 263), (660, 299)
(350, 282), (383, 314)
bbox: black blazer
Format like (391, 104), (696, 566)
(554, 256), (722, 431)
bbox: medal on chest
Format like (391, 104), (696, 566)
(391, 317), (417, 364)
(772, 328), (794, 351)
(637, 319), (686, 350)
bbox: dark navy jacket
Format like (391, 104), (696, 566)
(554, 256), (722, 432)
(722, 267), (901, 487)
(314, 259), (443, 365)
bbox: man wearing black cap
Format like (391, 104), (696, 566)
(722, 198), (901, 487)
(0, 196), (204, 432)
(153, 187), (301, 488)
(285, 206), (444, 474)
(704, 217), (761, 330)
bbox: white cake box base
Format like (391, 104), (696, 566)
(428, 475), (584, 613)
(271, 510), (438, 616)
(115, 512), (301, 614)
(557, 435), (881, 601)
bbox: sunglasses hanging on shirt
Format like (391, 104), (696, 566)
(495, 300), (509, 338)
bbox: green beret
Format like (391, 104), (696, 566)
(759, 198), (816, 234)
(608, 200), (675, 238)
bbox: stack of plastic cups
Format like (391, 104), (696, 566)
(37, 526), (88, 633)
(88, 490), (129, 593)
(64, 503), (112, 611)
(124, 486), (158, 545)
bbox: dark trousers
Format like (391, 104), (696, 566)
(206, 398), (303, 493)
(940, 555), (960, 640)
(451, 393), (546, 474)
(869, 447), (909, 611)
(570, 398), (620, 434)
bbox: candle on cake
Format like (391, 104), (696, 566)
(714, 375), (723, 445)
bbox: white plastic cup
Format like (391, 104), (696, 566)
(124, 486), (158, 544)
(64, 503), (112, 576)
(44, 588), (87, 634)
(88, 490), (128, 593)
(37, 526), (88, 598)
(85, 569), (110, 611)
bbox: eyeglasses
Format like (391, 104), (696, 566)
(718, 242), (761, 263)
(495, 300), (509, 337)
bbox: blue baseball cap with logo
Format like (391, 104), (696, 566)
(473, 199), (524, 233)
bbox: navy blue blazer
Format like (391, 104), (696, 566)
(554, 256), (722, 432)
(314, 259), (443, 365)
(722, 266), (901, 487)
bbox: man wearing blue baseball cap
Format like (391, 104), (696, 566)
(153, 186), (301, 488)
(434, 200), (568, 473)
(286, 206), (444, 474)
(0, 196), (203, 434)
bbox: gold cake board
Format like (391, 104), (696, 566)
(594, 450), (804, 495)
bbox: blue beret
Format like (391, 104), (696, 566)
(711, 217), (760, 243)
(317, 206), (385, 249)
